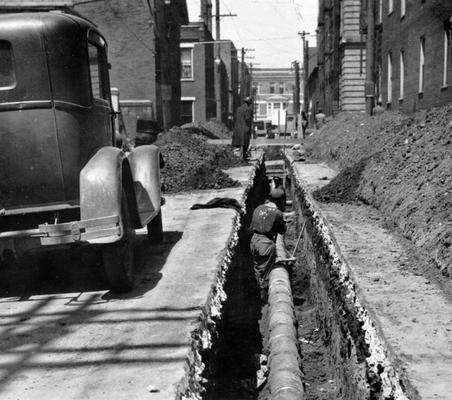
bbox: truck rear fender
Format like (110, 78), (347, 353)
(126, 145), (162, 227)
(79, 147), (140, 242)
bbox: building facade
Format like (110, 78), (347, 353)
(314, 0), (366, 116)
(252, 68), (298, 132)
(180, 22), (216, 124)
(220, 41), (240, 127)
(310, 0), (452, 117)
(374, 0), (452, 112)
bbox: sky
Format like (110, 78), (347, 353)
(186, 0), (319, 69)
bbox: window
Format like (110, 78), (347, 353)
(274, 102), (281, 109)
(88, 42), (108, 100)
(443, 30), (449, 87)
(279, 82), (284, 94)
(269, 82), (275, 93)
(400, 0), (405, 18)
(419, 37), (425, 93)
(399, 50), (404, 99)
(388, 0), (393, 14)
(387, 52), (393, 103)
(180, 99), (194, 124)
(181, 47), (193, 80)
(0, 40), (15, 89)
(258, 103), (266, 116)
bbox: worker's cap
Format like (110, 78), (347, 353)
(269, 188), (284, 200)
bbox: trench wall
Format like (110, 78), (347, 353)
(176, 154), (268, 400)
(286, 158), (412, 400)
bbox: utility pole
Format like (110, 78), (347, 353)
(293, 60), (300, 131)
(365, 0), (375, 115)
(240, 47), (246, 102)
(214, 0), (222, 121)
(240, 48), (254, 102)
(298, 30), (310, 115)
(214, 0), (237, 122)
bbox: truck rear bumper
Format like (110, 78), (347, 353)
(38, 215), (121, 245)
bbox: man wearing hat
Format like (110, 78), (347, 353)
(232, 97), (253, 160)
(134, 118), (161, 147)
(270, 176), (286, 212)
(134, 118), (165, 168)
(249, 191), (286, 301)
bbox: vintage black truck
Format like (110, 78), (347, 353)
(0, 11), (163, 292)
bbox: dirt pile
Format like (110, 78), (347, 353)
(155, 127), (246, 193)
(181, 119), (232, 140)
(305, 105), (452, 275)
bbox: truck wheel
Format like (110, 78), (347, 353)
(147, 210), (163, 243)
(102, 192), (136, 292)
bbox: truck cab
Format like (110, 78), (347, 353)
(0, 12), (163, 292)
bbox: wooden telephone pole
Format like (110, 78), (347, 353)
(298, 30), (310, 114)
(214, 0), (236, 121)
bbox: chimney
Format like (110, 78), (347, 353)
(200, 0), (212, 33)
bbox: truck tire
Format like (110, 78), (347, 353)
(102, 191), (136, 292)
(147, 210), (163, 243)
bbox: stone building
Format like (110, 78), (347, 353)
(370, 0), (452, 112)
(313, 0), (366, 116)
(310, 0), (452, 116)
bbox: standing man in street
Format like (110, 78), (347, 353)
(232, 97), (253, 160)
(249, 192), (287, 302)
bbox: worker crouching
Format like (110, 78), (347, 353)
(249, 192), (287, 302)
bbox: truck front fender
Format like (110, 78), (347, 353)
(127, 145), (162, 226)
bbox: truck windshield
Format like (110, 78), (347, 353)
(0, 40), (15, 89)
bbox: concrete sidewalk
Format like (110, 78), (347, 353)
(291, 159), (452, 400)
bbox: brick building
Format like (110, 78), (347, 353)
(252, 68), (298, 132)
(220, 41), (240, 127)
(371, 0), (452, 112)
(73, 0), (188, 131)
(0, 0), (189, 132)
(310, 0), (452, 117)
(180, 22), (216, 124)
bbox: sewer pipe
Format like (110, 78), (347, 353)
(266, 234), (304, 400)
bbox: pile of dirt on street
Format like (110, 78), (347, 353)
(304, 105), (452, 275)
(181, 119), (232, 140)
(155, 127), (247, 193)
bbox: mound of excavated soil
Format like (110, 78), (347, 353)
(155, 127), (246, 193)
(181, 119), (232, 140)
(305, 106), (452, 276)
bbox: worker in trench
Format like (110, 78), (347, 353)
(249, 189), (287, 302)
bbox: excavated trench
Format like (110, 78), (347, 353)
(191, 146), (406, 400)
